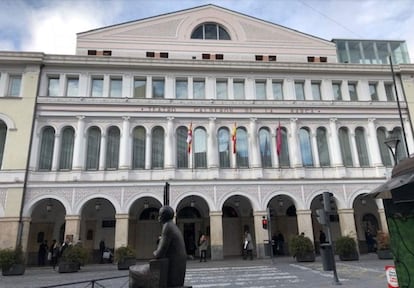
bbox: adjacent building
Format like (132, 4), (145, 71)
(1, 5), (413, 264)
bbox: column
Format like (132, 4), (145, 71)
(145, 131), (151, 169)
(51, 133), (61, 171)
(296, 209), (314, 243)
(271, 130), (279, 168)
(64, 215), (81, 244)
(376, 199), (389, 234)
(21, 217), (31, 252)
(404, 118), (414, 155)
(249, 118), (261, 168)
(329, 118), (343, 167)
(209, 211), (223, 260)
(119, 117), (131, 169)
(337, 208), (358, 242)
(367, 118), (382, 167)
(350, 132), (360, 167)
(253, 211), (268, 258)
(289, 118), (301, 167)
(72, 116), (86, 170)
(98, 132), (107, 170)
(208, 117), (219, 168)
(311, 131), (320, 167)
(115, 214), (129, 249)
(165, 117), (174, 169)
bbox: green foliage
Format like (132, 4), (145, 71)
(288, 234), (314, 257)
(115, 246), (136, 262)
(0, 246), (24, 270)
(61, 245), (89, 265)
(376, 231), (390, 250)
(335, 235), (357, 256)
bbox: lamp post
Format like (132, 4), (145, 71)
(384, 134), (401, 165)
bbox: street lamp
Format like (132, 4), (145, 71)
(384, 133), (400, 165)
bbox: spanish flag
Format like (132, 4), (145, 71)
(186, 122), (193, 154)
(232, 122), (237, 154)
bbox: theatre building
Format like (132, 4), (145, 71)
(1, 5), (413, 264)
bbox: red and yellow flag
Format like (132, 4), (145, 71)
(231, 122), (237, 154)
(186, 122), (193, 154)
(276, 122), (282, 156)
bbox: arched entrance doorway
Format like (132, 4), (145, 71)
(80, 197), (115, 263)
(27, 198), (66, 266)
(129, 197), (162, 259)
(222, 195), (253, 258)
(176, 196), (209, 260)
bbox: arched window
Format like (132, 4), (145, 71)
(236, 127), (249, 168)
(59, 126), (74, 170)
(377, 127), (392, 167)
(355, 127), (370, 167)
(191, 23), (231, 40)
(0, 121), (7, 169)
(279, 127), (290, 167)
(176, 126), (188, 168)
(218, 127), (230, 168)
(316, 127), (330, 167)
(392, 127), (408, 161)
(338, 127), (353, 167)
(86, 126), (101, 170)
(132, 126), (146, 169)
(194, 127), (207, 168)
(38, 126), (55, 170)
(299, 127), (313, 167)
(259, 128), (272, 168)
(106, 126), (120, 169)
(151, 126), (164, 169)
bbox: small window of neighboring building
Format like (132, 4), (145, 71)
(8, 75), (22, 97)
(66, 76), (79, 97)
(191, 23), (231, 40)
(103, 50), (112, 56)
(215, 54), (223, 60)
(146, 52), (155, 58)
(255, 55), (263, 61)
(48, 76), (60, 97)
(87, 50), (97, 55)
(160, 52), (169, 58)
(269, 55), (277, 61)
(202, 54), (211, 60)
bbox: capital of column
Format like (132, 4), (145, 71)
(295, 209), (312, 216)
(65, 215), (81, 221)
(250, 117), (257, 122)
(167, 116), (174, 121)
(209, 211), (223, 217)
(290, 118), (298, 123)
(76, 116), (85, 121)
(122, 116), (130, 121)
(368, 118), (376, 124)
(329, 118), (337, 124)
(337, 208), (354, 215)
(209, 117), (216, 122)
(115, 213), (129, 220)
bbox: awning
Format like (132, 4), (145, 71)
(369, 173), (414, 199)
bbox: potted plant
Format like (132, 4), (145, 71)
(0, 246), (25, 276)
(376, 231), (393, 259)
(335, 235), (359, 261)
(288, 234), (315, 262)
(115, 246), (136, 270)
(58, 244), (89, 273)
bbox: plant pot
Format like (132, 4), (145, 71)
(339, 251), (359, 261)
(377, 249), (393, 260)
(58, 261), (80, 273)
(117, 256), (136, 270)
(296, 252), (315, 262)
(2, 264), (25, 276)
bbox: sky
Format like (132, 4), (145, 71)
(1, 0), (413, 61)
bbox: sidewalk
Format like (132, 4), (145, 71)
(0, 253), (393, 288)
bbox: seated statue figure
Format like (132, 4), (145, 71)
(130, 205), (188, 288)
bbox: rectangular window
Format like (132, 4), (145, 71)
(48, 77), (60, 97)
(348, 83), (358, 101)
(255, 80), (266, 100)
(233, 80), (245, 100)
(110, 78), (122, 97)
(215, 54), (223, 60)
(255, 55), (263, 61)
(384, 83), (395, 101)
(66, 77), (79, 97)
(216, 79), (228, 99)
(160, 52), (169, 58)
(294, 82), (305, 100)
(8, 75), (22, 97)
(369, 83), (379, 101)
(146, 52), (155, 58)
(311, 82), (321, 100)
(152, 78), (165, 98)
(272, 81), (283, 100)
(202, 54), (211, 60)
(193, 79), (205, 99)
(133, 78), (146, 98)
(87, 50), (97, 55)
(175, 79), (188, 99)
(332, 82), (342, 100)
(269, 55), (277, 61)
(91, 77), (104, 97)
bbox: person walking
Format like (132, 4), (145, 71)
(99, 239), (105, 263)
(199, 234), (208, 262)
(38, 240), (48, 266)
(243, 230), (253, 260)
(50, 239), (59, 270)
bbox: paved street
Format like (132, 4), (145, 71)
(0, 254), (393, 288)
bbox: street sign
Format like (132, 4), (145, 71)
(385, 265), (399, 288)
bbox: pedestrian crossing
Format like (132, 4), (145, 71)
(185, 265), (300, 287)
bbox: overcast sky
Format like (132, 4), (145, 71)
(1, 0), (413, 61)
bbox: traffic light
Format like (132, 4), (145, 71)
(316, 208), (327, 225)
(262, 216), (268, 229)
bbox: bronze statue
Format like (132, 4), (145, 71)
(129, 205), (188, 288)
